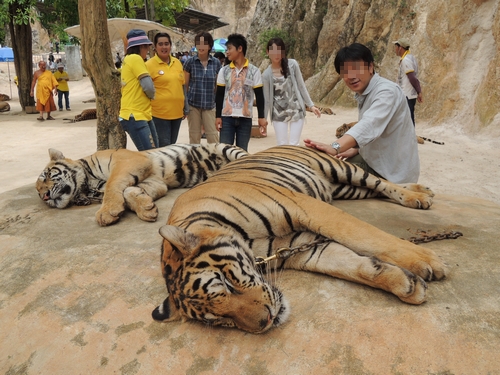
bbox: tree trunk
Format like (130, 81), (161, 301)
(78, 0), (126, 150)
(8, 3), (36, 110)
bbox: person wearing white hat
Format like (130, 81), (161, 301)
(393, 38), (423, 126)
(53, 63), (71, 111)
(119, 29), (158, 151)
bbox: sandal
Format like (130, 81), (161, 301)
(37, 116), (45, 121)
(46, 116), (55, 120)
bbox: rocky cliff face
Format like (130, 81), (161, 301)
(245, 0), (500, 134)
(190, 0), (259, 39)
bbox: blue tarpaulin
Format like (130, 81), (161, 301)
(0, 47), (14, 62)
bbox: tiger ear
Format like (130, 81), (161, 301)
(152, 296), (182, 322)
(48, 148), (65, 161)
(159, 225), (200, 258)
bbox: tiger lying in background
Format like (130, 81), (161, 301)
(307, 106), (335, 115)
(154, 146), (447, 333)
(63, 108), (97, 123)
(36, 144), (248, 226)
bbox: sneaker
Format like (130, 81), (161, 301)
(66, 108), (71, 111)
(59, 108), (63, 111)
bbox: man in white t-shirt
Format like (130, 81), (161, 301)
(394, 38), (423, 126)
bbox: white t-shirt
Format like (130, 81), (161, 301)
(397, 51), (419, 99)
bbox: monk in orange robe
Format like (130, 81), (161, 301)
(30, 61), (58, 121)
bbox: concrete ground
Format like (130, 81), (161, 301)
(2, 187), (499, 374)
(1, 77), (499, 374)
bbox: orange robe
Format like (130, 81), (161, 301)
(35, 70), (58, 112)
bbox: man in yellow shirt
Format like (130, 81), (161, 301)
(53, 63), (71, 111)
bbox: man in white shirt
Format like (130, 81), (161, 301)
(394, 38), (423, 126)
(304, 43), (419, 183)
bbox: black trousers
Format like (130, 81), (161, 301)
(407, 98), (416, 126)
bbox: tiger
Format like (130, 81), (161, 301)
(307, 105), (335, 115)
(0, 101), (10, 112)
(153, 145), (448, 333)
(336, 121), (444, 145)
(36, 143), (248, 226)
(63, 108), (97, 123)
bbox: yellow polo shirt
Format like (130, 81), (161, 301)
(145, 55), (185, 120)
(119, 54), (152, 121)
(53, 70), (69, 91)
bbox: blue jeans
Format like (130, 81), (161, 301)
(58, 90), (70, 110)
(153, 117), (183, 147)
(119, 116), (158, 151)
(220, 117), (252, 151)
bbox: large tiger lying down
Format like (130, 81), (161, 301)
(154, 146), (448, 333)
(36, 144), (248, 226)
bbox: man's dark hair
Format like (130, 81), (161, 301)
(195, 31), (214, 49)
(226, 33), (247, 56)
(214, 52), (225, 59)
(334, 43), (375, 74)
(154, 32), (172, 46)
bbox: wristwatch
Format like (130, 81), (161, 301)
(331, 142), (341, 155)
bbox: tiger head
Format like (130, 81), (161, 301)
(154, 225), (290, 333)
(36, 149), (89, 209)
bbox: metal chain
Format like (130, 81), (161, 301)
(255, 230), (463, 266)
(404, 230), (463, 244)
(255, 239), (332, 266)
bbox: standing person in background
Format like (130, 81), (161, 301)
(53, 63), (71, 111)
(262, 37), (321, 146)
(48, 53), (56, 72)
(215, 33), (267, 151)
(393, 38), (423, 126)
(119, 29), (157, 151)
(213, 52), (226, 66)
(30, 60), (58, 121)
(180, 52), (189, 65)
(146, 32), (188, 146)
(184, 31), (222, 144)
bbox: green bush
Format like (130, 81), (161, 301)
(258, 28), (296, 58)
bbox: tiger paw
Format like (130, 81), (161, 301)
(124, 187), (158, 222)
(402, 192), (434, 209)
(395, 273), (428, 305)
(398, 251), (448, 282)
(95, 206), (123, 226)
(368, 257), (428, 304)
(136, 204), (158, 222)
(400, 183), (435, 197)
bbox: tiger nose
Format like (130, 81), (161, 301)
(259, 311), (273, 331)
